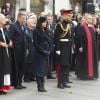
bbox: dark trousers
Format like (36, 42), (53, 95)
(24, 63), (32, 81)
(47, 52), (55, 77)
(36, 76), (45, 91)
(17, 62), (24, 86)
(57, 65), (70, 86)
(71, 53), (76, 70)
(48, 54), (52, 72)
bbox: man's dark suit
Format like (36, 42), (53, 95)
(9, 21), (26, 88)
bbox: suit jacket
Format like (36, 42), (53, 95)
(25, 27), (35, 63)
(9, 21), (26, 63)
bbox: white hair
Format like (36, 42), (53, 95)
(84, 13), (92, 19)
(28, 13), (37, 19)
(27, 18), (34, 25)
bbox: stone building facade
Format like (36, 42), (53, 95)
(0, 0), (99, 19)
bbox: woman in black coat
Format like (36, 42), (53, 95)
(33, 16), (51, 92)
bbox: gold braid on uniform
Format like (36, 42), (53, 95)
(59, 22), (71, 38)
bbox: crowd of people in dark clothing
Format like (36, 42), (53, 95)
(0, 7), (100, 95)
(0, 2), (14, 22)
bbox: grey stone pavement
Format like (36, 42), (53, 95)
(1, 63), (100, 100)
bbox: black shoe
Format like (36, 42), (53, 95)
(63, 84), (71, 88)
(2, 91), (7, 95)
(20, 85), (26, 89)
(42, 89), (47, 92)
(38, 88), (47, 92)
(0, 91), (7, 95)
(47, 76), (56, 79)
(68, 81), (73, 83)
(14, 85), (23, 89)
(24, 79), (31, 83)
(30, 78), (36, 81)
(57, 85), (64, 89)
(69, 75), (71, 77)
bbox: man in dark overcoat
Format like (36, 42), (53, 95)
(47, 15), (56, 79)
(24, 18), (35, 82)
(9, 12), (27, 89)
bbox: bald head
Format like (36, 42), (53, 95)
(0, 13), (5, 19)
(0, 13), (6, 27)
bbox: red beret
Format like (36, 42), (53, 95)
(60, 9), (72, 15)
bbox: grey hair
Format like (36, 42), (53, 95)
(26, 18), (34, 25)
